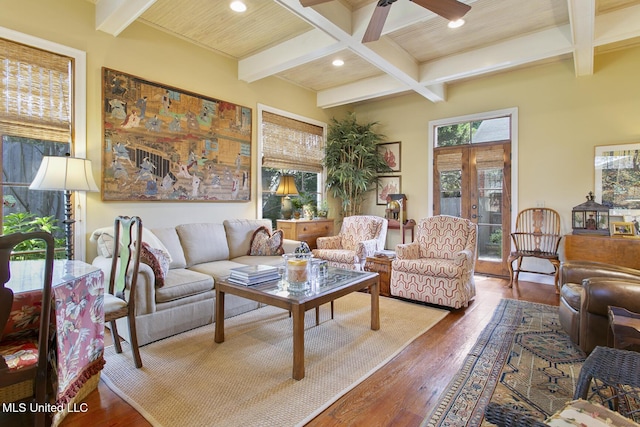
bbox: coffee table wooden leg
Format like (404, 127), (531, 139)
(371, 277), (380, 331)
(214, 288), (225, 343)
(292, 304), (305, 380)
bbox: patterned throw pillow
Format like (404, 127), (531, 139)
(247, 226), (284, 256)
(140, 242), (171, 287)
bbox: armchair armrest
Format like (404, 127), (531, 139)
(561, 260), (640, 286)
(355, 239), (378, 260)
(395, 242), (419, 260)
(454, 249), (474, 269)
(581, 277), (640, 317)
(316, 235), (341, 249)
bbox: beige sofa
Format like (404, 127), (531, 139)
(92, 219), (299, 346)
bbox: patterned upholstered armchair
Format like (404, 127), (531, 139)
(312, 215), (388, 271)
(390, 215), (477, 309)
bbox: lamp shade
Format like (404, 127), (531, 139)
(275, 174), (298, 196)
(29, 155), (99, 192)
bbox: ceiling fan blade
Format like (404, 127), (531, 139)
(362, 4), (392, 43)
(300, 0), (333, 6)
(411, 0), (471, 21)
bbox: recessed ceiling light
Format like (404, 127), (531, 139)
(332, 59), (344, 67)
(448, 19), (465, 29)
(230, 1), (247, 12)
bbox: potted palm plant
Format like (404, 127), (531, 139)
(325, 113), (390, 217)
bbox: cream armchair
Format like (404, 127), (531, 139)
(390, 215), (477, 309)
(312, 215), (388, 271)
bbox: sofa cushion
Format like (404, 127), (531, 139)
(188, 260), (246, 282)
(223, 219), (273, 259)
(91, 226), (173, 261)
(155, 269), (214, 304)
(248, 226), (284, 256)
(176, 223), (229, 267)
(232, 255), (285, 268)
(96, 232), (115, 258)
(139, 242), (170, 288)
(151, 227), (187, 269)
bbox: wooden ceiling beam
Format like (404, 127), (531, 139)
(568, 0), (595, 77)
(419, 26), (575, 85)
(594, 3), (640, 47)
(95, 0), (157, 36)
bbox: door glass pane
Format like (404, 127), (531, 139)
(439, 170), (461, 217)
(477, 168), (503, 260)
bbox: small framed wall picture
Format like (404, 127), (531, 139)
(611, 221), (635, 236)
(377, 176), (401, 205)
(377, 142), (401, 173)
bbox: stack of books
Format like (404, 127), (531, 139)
(228, 265), (280, 286)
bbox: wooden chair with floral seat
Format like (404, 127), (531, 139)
(507, 207), (562, 294)
(104, 216), (144, 369)
(0, 231), (55, 427)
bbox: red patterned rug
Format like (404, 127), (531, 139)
(423, 298), (586, 426)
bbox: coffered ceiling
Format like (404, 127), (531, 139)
(93, 0), (640, 108)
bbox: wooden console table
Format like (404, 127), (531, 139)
(563, 234), (640, 270)
(277, 218), (334, 250)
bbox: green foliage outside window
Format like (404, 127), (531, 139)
(3, 212), (66, 259)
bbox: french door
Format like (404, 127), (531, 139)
(433, 142), (511, 277)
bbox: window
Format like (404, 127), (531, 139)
(435, 116), (511, 147)
(0, 30), (87, 258)
(258, 105), (326, 225)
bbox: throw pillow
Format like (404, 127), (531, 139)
(139, 242), (170, 288)
(247, 226), (284, 256)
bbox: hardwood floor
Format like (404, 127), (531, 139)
(60, 276), (559, 427)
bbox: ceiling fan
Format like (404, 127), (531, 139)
(300, 0), (471, 43)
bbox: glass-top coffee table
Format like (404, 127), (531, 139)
(214, 267), (380, 380)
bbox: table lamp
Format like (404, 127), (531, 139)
(275, 174), (298, 220)
(29, 153), (99, 260)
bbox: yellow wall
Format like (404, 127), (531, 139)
(354, 46), (640, 242)
(3, 0), (640, 260)
(0, 0), (345, 258)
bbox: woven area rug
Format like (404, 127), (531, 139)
(101, 292), (447, 427)
(424, 298), (586, 427)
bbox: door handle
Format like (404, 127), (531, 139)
(472, 214), (477, 218)
(472, 204), (477, 209)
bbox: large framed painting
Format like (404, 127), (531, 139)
(102, 68), (252, 201)
(377, 141), (401, 172)
(595, 143), (640, 217)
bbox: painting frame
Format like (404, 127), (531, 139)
(377, 176), (401, 205)
(101, 67), (252, 202)
(611, 221), (635, 236)
(378, 141), (401, 173)
(595, 143), (640, 217)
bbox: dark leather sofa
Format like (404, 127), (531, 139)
(559, 260), (640, 354)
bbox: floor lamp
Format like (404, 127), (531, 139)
(29, 154), (99, 260)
